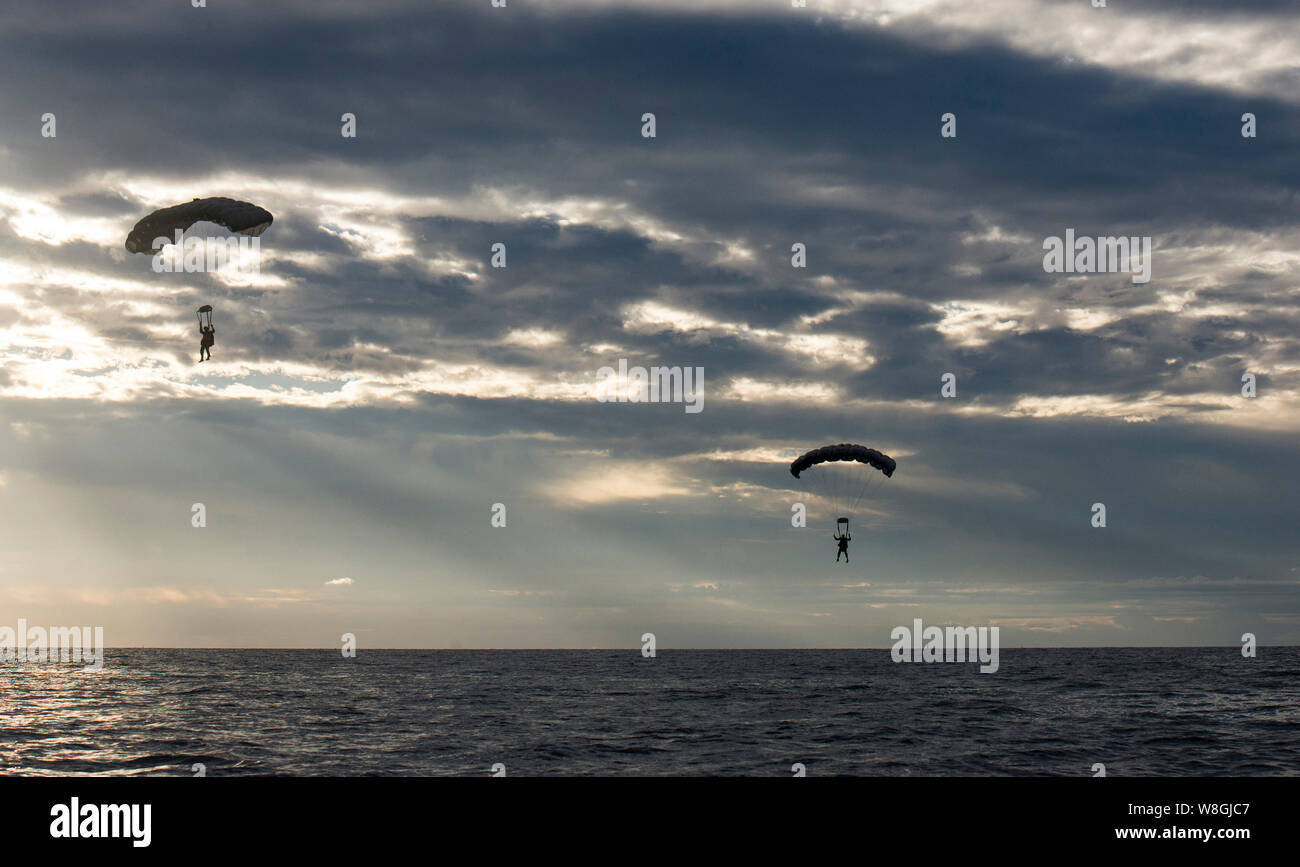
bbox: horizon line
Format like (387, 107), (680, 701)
(24, 644), (1293, 651)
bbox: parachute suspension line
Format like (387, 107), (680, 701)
(845, 468), (878, 518)
(806, 464), (869, 527)
(805, 467), (827, 518)
(815, 470), (840, 526)
(822, 468), (840, 523)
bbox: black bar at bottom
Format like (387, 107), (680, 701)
(3, 776), (1284, 855)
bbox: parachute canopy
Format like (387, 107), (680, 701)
(126, 197), (273, 254)
(789, 443), (896, 531)
(789, 443), (896, 479)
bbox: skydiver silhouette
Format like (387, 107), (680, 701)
(199, 324), (214, 362)
(834, 531), (851, 562)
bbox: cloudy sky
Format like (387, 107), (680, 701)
(1, 0), (1297, 647)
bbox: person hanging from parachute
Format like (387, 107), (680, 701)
(833, 517), (852, 562)
(197, 305), (214, 362)
(789, 444), (896, 564)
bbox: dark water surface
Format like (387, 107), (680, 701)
(1, 648), (1296, 776)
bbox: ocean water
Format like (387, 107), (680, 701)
(1, 648), (1296, 776)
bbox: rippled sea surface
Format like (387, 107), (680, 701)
(1, 648), (1296, 776)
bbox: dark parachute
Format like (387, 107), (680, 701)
(789, 443), (896, 479)
(125, 197), (273, 254)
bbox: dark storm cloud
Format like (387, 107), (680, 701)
(2, 0), (1295, 378)
(3, 0), (1297, 384)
